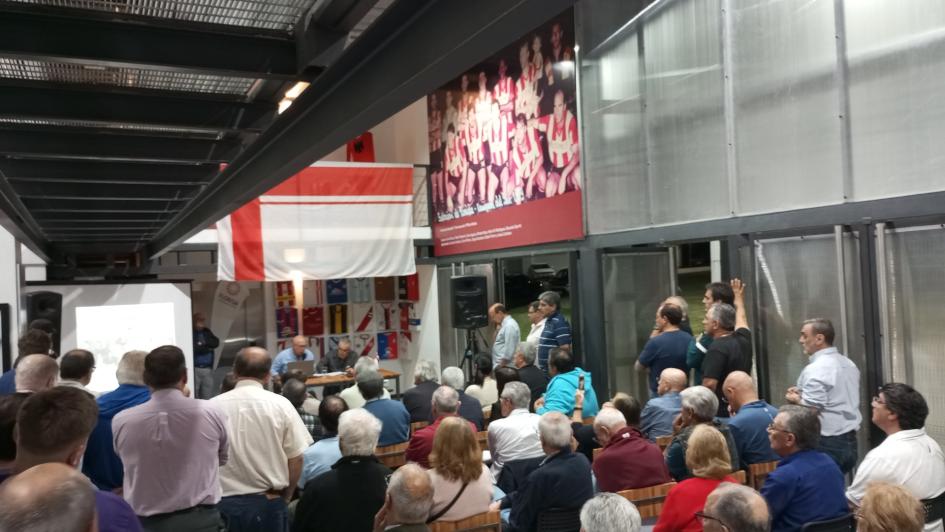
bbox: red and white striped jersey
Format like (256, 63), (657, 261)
(540, 111), (579, 168)
(428, 108), (442, 152)
(445, 136), (464, 176)
(489, 118), (511, 167)
(511, 128), (543, 178)
(463, 119), (485, 164)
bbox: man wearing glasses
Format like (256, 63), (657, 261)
(697, 483), (771, 532)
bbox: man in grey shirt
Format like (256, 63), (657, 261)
(489, 303), (521, 368)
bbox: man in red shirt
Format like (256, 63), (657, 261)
(592, 406), (671, 492)
(405, 386), (477, 468)
(531, 90), (581, 197)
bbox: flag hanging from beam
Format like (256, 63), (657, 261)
(217, 162), (416, 281)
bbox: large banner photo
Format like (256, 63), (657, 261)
(429, 10), (584, 256)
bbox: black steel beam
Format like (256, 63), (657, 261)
(13, 182), (203, 200)
(0, 85), (275, 132)
(0, 5), (299, 79)
(149, 0), (576, 256)
(0, 159), (219, 184)
(23, 198), (188, 211)
(0, 129), (241, 163)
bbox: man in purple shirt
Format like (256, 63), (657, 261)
(113, 345), (229, 531)
(10, 386), (141, 532)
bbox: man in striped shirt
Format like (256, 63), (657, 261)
(536, 291), (572, 373)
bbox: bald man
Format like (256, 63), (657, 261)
(723, 371), (779, 465)
(0, 463), (97, 532)
(702, 483), (770, 532)
(14, 354), (58, 393)
(373, 463), (435, 531)
(639, 368), (687, 441)
(272, 335), (314, 377)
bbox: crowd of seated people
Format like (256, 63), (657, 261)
(0, 278), (943, 532)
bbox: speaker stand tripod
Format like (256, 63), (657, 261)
(459, 327), (482, 385)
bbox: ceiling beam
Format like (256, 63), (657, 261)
(0, 5), (299, 79)
(0, 129), (241, 163)
(149, 0), (576, 256)
(0, 159), (219, 183)
(12, 182), (204, 199)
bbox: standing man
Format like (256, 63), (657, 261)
(701, 279), (752, 418)
(317, 338), (356, 396)
(524, 301), (545, 347)
(272, 336), (314, 378)
(113, 345), (229, 531)
(490, 303), (521, 368)
(688, 282), (734, 385)
(536, 291), (571, 374)
(635, 303), (692, 397)
(846, 383), (945, 532)
(211, 347), (312, 532)
(192, 313), (220, 400)
(785, 318), (861, 474)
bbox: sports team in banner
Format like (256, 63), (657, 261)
(273, 274), (420, 360)
(428, 12), (580, 221)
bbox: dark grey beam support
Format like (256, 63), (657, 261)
(0, 130), (241, 163)
(296, 0), (381, 69)
(0, 160), (218, 184)
(0, 6), (298, 79)
(575, 245), (609, 400)
(23, 198), (188, 211)
(0, 172), (49, 261)
(13, 182), (203, 200)
(149, 0), (576, 257)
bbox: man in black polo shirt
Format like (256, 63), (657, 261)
(701, 279), (751, 418)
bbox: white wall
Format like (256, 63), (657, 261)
(0, 228), (19, 365)
(319, 97), (429, 166)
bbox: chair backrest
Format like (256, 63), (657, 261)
(731, 469), (747, 485)
(375, 442), (409, 469)
(536, 507), (581, 532)
(410, 421), (429, 434)
(429, 510), (501, 532)
(748, 460), (779, 489)
(592, 447), (602, 461)
(656, 435), (673, 451)
(799, 513), (855, 532)
(476, 431), (489, 453)
(617, 481), (677, 519)
(923, 491), (945, 524)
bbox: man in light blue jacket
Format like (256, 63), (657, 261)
(536, 348), (599, 418)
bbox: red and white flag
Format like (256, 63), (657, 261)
(217, 162), (416, 281)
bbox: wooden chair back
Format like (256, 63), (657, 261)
(410, 421), (429, 434)
(592, 447), (602, 461)
(731, 469), (747, 485)
(429, 510), (501, 532)
(617, 481), (676, 519)
(476, 431), (489, 453)
(375, 442), (409, 469)
(655, 435), (673, 452)
(748, 460), (778, 489)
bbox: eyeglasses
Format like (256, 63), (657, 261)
(695, 511), (730, 531)
(871, 395), (886, 405)
(767, 423), (792, 434)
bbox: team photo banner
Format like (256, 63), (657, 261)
(427, 9), (584, 256)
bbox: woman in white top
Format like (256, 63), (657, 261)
(465, 355), (498, 407)
(525, 300), (546, 346)
(427, 416), (494, 521)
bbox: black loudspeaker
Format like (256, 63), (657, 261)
(25, 291), (62, 357)
(451, 276), (488, 329)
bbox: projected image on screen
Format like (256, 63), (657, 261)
(76, 302), (177, 392)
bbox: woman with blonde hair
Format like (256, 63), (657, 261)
(857, 482), (924, 532)
(426, 416), (493, 522)
(654, 424), (737, 532)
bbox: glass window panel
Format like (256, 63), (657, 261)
(644, 0), (728, 224)
(732, 0), (844, 214)
(882, 226), (945, 445)
(846, 1), (945, 200)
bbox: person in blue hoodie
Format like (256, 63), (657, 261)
(535, 348), (599, 419)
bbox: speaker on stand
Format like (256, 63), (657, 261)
(450, 276), (489, 383)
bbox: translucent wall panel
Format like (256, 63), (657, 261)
(846, 1), (945, 200)
(581, 31), (651, 233)
(881, 226), (945, 445)
(731, 0), (844, 214)
(644, 0), (728, 224)
(754, 232), (868, 453)
(602, 252), (672, 400)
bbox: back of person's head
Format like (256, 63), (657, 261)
(778, 404), (820, 450)
(17, 329), (51, 360)
(659, 367), (688, 393)
(143, 345), (186, 389)
(473, 354), (492, 381)
(281, 379), (307, 408)
(319, 395), (348, 435)
(494, 366), (519, 396)
(59, 349), (95, 381)
(681, 386), (718, 422)
(685, 424), (732, 480)
(356, 369), (385, 400)
(878, 382), (928, 430)
(611, 392), (641, 426)
(858, 482), (924, 532)
(432, 385), (460, 415)
(115, 350), (148, 386)
(501, 381), (531, 411)
(338, 408), (381, 456)
(704, 483), (771, 532)
(0, 462), (96, 532)
(233, 346), (271, 380)
(539, 411), (572, 450)
(16, 387), (98, 464)
(27, 319), (56, 337)
(706, 282), (735, 305)
(282, 369), (307, 385)
(429, 416), (482, 484)
(658, 303), (684, 326)
(0, 394), (28, 462)
(441, 366), (465, 390)
(594, 407), (627, 434)
(708, 303), (736, 332)
(354, 355), (379, 376)
(580, 492), (642, 532)
(549, 348), (574, 374)
(516, 341), (537, 365)
(220, 372), (238, 394)
(387, 463), (434, 525)
(15, 355), (59, 393)
(664, 296), (689, 319)
(414, 360), (439, 384)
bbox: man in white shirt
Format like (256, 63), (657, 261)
(525, 301), (545, 347)
(211, 347), (313, 532)
(487, 382), (543, 478)
(847, 383), (945, 532)
(490, 303), (521, 368)
(785, 318), (861, 474)
(338, 356), (389, 409)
